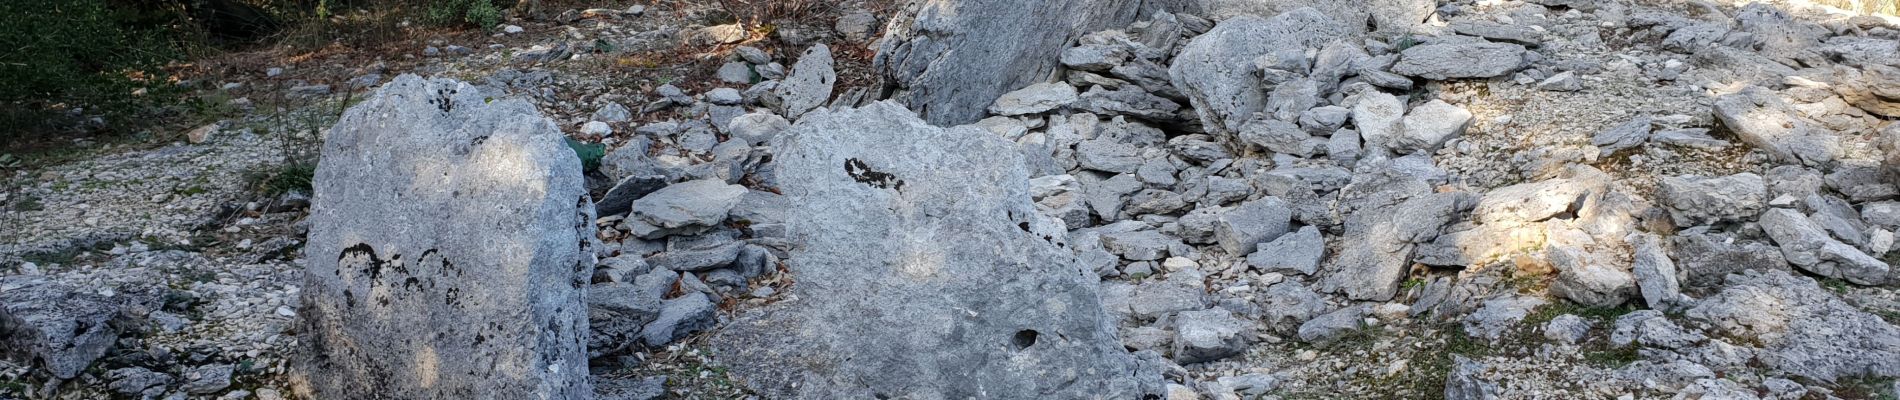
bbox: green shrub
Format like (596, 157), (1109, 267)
(424, 0), (501, 30)
(0, 0), (180, 138)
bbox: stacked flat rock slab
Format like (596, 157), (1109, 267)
(293, 75), (594, 399)
(714, 101), (1157, 398)
(876, 0), (1142, 125)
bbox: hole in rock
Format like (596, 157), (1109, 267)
(1011, 329), (1040, 351)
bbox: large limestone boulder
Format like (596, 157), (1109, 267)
(1169, 8), (1348, 150)
(293, 75), (594, 399)
(715, 101), (1157, 398)
(876, 0), (1142, 125)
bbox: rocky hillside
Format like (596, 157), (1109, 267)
(4, 0), (1900, 399)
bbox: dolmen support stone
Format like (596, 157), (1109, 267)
(292, 74), (595, 399)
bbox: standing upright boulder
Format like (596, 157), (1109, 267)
(293, 75), (594, 399)
(876, 0), (1142, 125)
(715, 101), (1157, 398)
(775, 44), (836, 120)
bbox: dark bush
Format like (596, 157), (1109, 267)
(0, 0), (182, 139)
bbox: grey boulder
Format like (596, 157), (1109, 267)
(875, 0), (1140, 125)
(776, 44), (836, 119)
(1759, 208), (1890, 285)
(1392, 99), (1473, 153)
(1630, 233), (1684, 310)
(1685, 270), (1900, 382)
(296, 75), (593, 399)
(1671, 230), (1790, 288)
(1245, 225), (1324, 275)
(1593, 116), (1652, 157)
(1352, 90), (1406, 152)
(1543, 314), (1591, 344)
(0, 278), (151, 380)
(1214, 196), (1294, 255)
(1548, 245), (1637, 308)
(1463, 295), (1546, 341)
(1298, 305), (1368, 344)
(1169, 8), (1348, 149)
(107, 367), (173, 398)
(587, 268), (673, 356)
(1444, 355), (1500, 400)
(1172, 308), (1252, 364)
(1657, 173), (1766, 227)
(1322, 164), (1474, 301)
(182, 363), (235, 394)
(714, 102), (1157, 398)
(1713, 86), (1834, 165)
(638, 291), (717, 348)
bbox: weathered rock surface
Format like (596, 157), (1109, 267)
(1685, 270), (1900, 382)
(990, 82), (1079, 116)
(1169, 8), (1347, 148)
(1391, 42), (1528, 80)
(1713, 86), (1834, 165)
(1173, 308), (1251, 364)
(586, 268), (673, 356)
(1630, 233), (1684, 310)
(1593, 116), (1652, 157)
(714, 102), (1156, 398)
(1544, 314), (1591, 344)
(294, 75), (593, 399)
(1759, 208), (1890, 285)
(1246, 225), (1324, 275)
(1393, 100), (1473, 153)
(1352, 90), (1406, 152)
(1549, 245), (1638, 308)
(1464, 295), (1546, 341)
(627, 179), (747, 239)
(1658, 173), (1766, 227)
(777, 44), (836, 119)
(1671, 230), (1791, 288)
(1, 278), (151, 380)
(1445, 355), (1500, 400)
(876, 0), (1141, 125)
(1182, 0), (1430, 35)
(1214, 197), (1293, 255)
(1322, 163), (1473, 301)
